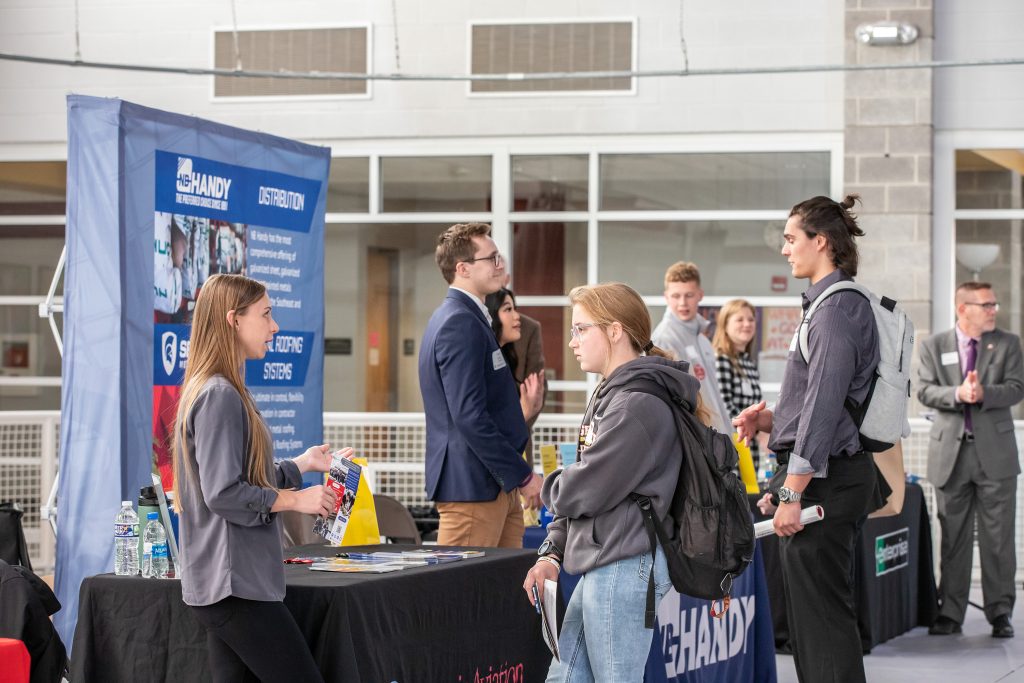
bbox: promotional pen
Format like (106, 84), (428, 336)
(531, 584), (541, 614)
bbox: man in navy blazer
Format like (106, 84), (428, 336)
(419, 223), (542, 547)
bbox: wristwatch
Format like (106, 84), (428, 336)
(777, 486), (802, 504)
(537, 539), (560, 559)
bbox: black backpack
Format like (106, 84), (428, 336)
(617, 379), (755, 628)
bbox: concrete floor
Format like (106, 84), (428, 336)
(775, 587), (1024, 682)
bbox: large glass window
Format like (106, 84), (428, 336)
(380, 157), (492, 212)
(0, 161), (66, 214)
(511, 155), (589, 212)
(598, 220), (797, 297)
(0, 148), (827, 413)
(600, 152), (830, 211)
(955, 150), (1024, 209)
(323, 223), (449, 413)
(954, 148), (1023, 415)
(326, 157), (369, 213)
(0, 237), (64, 410)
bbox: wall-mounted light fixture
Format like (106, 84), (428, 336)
(854, 21), (919, 46)
(956, 243), (1001, 281)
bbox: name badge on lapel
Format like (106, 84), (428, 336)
(940, 351), (959, 366)
(492, 349), (507, 370)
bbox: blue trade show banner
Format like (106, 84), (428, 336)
(645, 543), (777, 683)
(57, 95), (330, 650)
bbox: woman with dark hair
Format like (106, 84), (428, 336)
(485, 287), (544, 421)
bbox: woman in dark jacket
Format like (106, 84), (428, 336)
(523, 282), (701, 682)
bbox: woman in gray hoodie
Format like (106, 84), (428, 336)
(524, 282), (701, 682)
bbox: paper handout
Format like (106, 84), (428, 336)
(540, 578), (560, 661)
(753, 505), (825, 538)
(312, 453), (362, 545)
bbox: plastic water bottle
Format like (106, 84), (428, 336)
(142, 512), (169, 579)
(114, 501), (140, 576)
(759, 452), (777, 488)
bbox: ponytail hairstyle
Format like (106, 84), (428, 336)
(172, 274), (275, 507)
(789, 194), (864, 276)
(568, 282), (669, 359)
(568, 282), (715, 425)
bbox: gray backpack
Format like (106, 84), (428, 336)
(798, 281), (913, 452)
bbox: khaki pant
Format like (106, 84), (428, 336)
(436, 489), (525, 548)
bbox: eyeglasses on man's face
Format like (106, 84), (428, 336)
(569, 322), (598, 340)
(463, 251), (504, 268)
(965, 301), (1000, 311)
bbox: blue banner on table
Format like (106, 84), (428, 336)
(151, 147), (326, 486)
(57, 95), (329, 651)
(645, 543), (777, 683)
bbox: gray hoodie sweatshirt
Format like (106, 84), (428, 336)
(651, 310), (731, 434)
(540, 356), (699, 575)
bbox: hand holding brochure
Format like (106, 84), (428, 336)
(754, 505), (824, 538)
(540, 579), (560, 661)
(312, 452), (362, 545)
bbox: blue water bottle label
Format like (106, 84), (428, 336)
(114, 523), (138, 538)
(153, 543), (169, 559)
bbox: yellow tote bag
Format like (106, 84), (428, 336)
(339, 457), (382, 545)
(733, 434), (760, 494)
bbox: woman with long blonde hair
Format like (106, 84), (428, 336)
(712, 299), (763, 468)
(173, 273), (342, 682)
(523, 282), (701, 682)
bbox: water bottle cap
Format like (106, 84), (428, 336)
(147, 511), (159, 520)
(122, 501), (132, 507)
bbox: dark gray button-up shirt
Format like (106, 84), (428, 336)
(177, 375), (302, 606)
(768, 269), (879, 476)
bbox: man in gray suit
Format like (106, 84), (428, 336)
(918, 281), (1024, 638)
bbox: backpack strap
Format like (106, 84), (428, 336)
(796, 280), (870, 362)
(631, 493), (674, 630)
(622, 379), (694, 630)
(796, 281), (876, 433)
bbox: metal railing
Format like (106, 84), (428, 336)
(3, 411), (1017, 583)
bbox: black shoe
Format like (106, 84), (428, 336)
(992, 615), (1015, 638)
(928, 616), (962, 635)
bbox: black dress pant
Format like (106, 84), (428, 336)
(190, 596), (325, 683)
(778, 452), (877, 683)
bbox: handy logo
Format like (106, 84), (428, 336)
(176, 157), (193, 193)
(875, 527), (910, 576)
(161, 330), (178, 377)
(174, 156), (233, 209)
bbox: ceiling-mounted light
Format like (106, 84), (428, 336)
(855, 21), (919, 46)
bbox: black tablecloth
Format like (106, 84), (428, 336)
(71, 543), (550, 682)
(753, 482), (939, 652)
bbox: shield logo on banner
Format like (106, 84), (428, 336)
(161, 330), (178, 377)
(176, 157), (193, 193)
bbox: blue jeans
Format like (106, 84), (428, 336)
(546, 548), (672, 683)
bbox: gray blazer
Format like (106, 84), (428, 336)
(177, 376), (303, 606)
(917, 328), (1024, 487)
